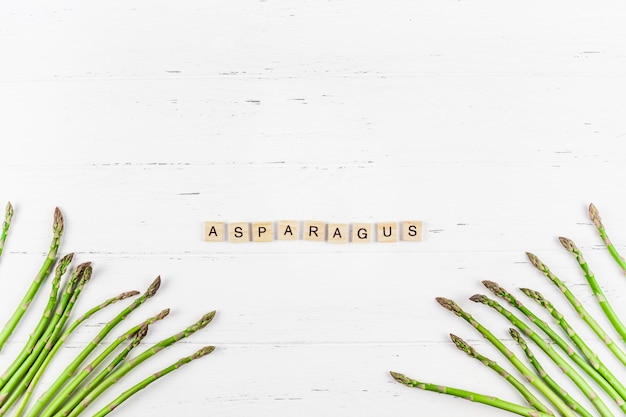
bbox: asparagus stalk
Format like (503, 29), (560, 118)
(450, 333), (554, 415)
(64, 324), (151, 411)
(44, 309), (170, 417)
(559, 236), (626, 344)
(0, 207), (64, 351)
(483, 280), (626, 408)
(0, 254), (75, 391)
(435, 297), (577, 417)
(390, 371), (554, 417)
(526, 252), (626, 366)
(0, 202), (14, 260)
(589, 203), (626, 273)
(12, 291), (140, 417)
(61, 310), (216, 417)
(509, 328), (593, 417)
(0, 264), (92, 408)
(470, 293), (612, 417)
(23, 276), (162, 417)
(51, 325), (150, 417)
(89, 346), (215, 417)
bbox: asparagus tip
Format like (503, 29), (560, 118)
(449, 333), (477, 357)
(119, 290), (140, 300)
(196, 310), (217, 329)
(481, 280), (510, 298)
(589, 203), (602, 226)
(53, 207), (64, 233)
(5, 201), (13, 221)
(145, 276), (162, 297)
(136, 323), (149, 340)
(526, 252), (547, 271)
(190, 345), (215, 360)
(509, 328), (524, 345)
(435, 297), (462, 316)
(389, 371), (411, 385)
(61, 252), (75, 263)
(558, 236), (576, 252)
(157, 308), (171, 320)
(469, 294), (488, 304)
(519, 288), (546, 306)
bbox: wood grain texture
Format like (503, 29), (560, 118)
(2, 1), (626, 416)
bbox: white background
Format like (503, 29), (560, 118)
(2, 1), (626, 416)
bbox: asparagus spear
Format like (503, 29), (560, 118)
(89, 346), (215, 417)
(390, 371), (554, 417)
(526, 252), (626, 366)
(0, 202), (14, 260)
(470, 293), (612, 417)
(12, 291), (140, 417)
(0, 207), (64, 351)
(61, 311), (216, 417)
(450, 333), (554, 415)
(588, 203), (626, 273)
(23, 276), (162, 417)
(483, 280), (626, 408)
(436, 297), (577, 417)
(44, 309), (170, 417)
(559, 236), (626, 344)
(509, 328), (593, 417)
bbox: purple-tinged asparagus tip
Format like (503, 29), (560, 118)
(191, 345), (215, 360)
(81, 265), (93, 283)
(135, 324), (149, 341)
(156, 308), (170, 321)
(589, 203), (602, 227)
(5, 202), (14, 221)
(53, 207), (64, 233)
(558, 236), (577, 252)
(435, 297), (462, 316)
(526, 252), (547, 271)
(449, 333), (477, 357)
(509, 328), (524, 345)
(389, 371), (411, 385)
(469, 294), (488, 304)
(145, 276), (161, 298)
(118, 291), (140, 300)
(482, 280), (510, 298)
(196, 310), (216, 329)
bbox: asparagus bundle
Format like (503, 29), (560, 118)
(0, 204), (217, 416)
(391, 203), (626, 416)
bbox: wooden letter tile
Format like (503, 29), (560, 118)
(327, 223), (348, 244)
(204, 222), (225, 242)
(278, 220), (299, 240)
(377, 222), (398, 242)
(351, 223), (371, 243)
(402, 221), (422, 241)
(304, 220), (325, 241)
(229, 222), (250, 243)
(252, 222), (273, 242)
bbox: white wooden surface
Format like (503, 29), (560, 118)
(2, 1), (626, 416)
